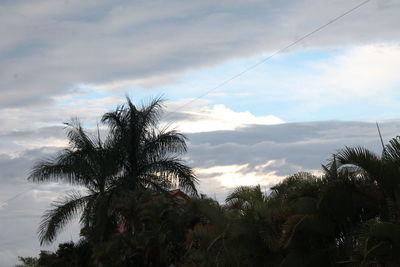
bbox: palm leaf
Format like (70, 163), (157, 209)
(140, 159), (198, 195)
(336, 146), (382, 178)
(39, 192), (92, 245)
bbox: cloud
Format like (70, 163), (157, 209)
(165, 101), (284, 133)
(1, 0), (399, 108)
(0, 148), (81, 266)
(202, 43), (400, 122)
(0, 93), (123, 154)
(196, 161), (287, 188)
(186, 120), (400, 198)
(1, 119), (400, 265)
(307, 44), (400, 100)
(1, 1), (400, 264)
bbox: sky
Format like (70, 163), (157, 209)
(1, 0), (400, 265)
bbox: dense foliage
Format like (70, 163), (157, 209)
(17, 98), (400, 266)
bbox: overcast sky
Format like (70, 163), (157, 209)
(1, 0), (400, 265)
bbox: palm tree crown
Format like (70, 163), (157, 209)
(101, 97), (198, 195)
(29, 97), (198, 245)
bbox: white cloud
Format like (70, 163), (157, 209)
(166, 102), (284, 133)
(1, 120), (400, 265)
(235, 43), (400, 119)
(195, 159), (323, 201)
(1, 1), (400, 264)
(1, 0), (399, 109)
(196, 162), (285, 188)
(311, 44), (400, 99)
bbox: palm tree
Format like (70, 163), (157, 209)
(335, 138), (400, 265)
(336, 136), (400, 220)
(101, 97), (198, 195)
(276, 164), (385, 266)
(92, 190), (187, 266)
(29, 119), (120, 245)
(182, 196), (232, 266)
(225, 185), (283, 265)
(29, 97), (198, 246)
(225, 185), (266, 211)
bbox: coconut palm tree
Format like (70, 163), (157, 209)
(29, 97), (198, 246)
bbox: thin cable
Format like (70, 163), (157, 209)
(0, 187), (34, 208)
(0, 0), (372, 212)
(165, 0), (371, 118)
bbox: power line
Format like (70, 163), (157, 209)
(0, 0), (372, 212)
(165, 0), (371, 118)
(0, 187), (34, 208)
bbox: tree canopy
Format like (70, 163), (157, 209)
(19, 98), (400, 266)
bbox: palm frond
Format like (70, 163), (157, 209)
(336, 146), (382, 179)
(140, 159), (198, 196)
(384, 137), (400, 165)
(29, 149), (99, 188)
(142, 129), (188, 160)
(225, 185), (264, 210)
(64, 118), (97, 151)
(29, 151), (82, 185)
(39, 192), (91, 245)
(101, 104), (127, 132)
(138, 96), (164, 130)
(142, 173), (173, 192)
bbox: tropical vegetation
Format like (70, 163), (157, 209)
(17, 98), (400, 266)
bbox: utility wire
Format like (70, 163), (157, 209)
(0, 187), (34, 208)
(0, 0), (371, 210)
(164, 0), (371, 118)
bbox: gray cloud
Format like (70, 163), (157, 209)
(1, 0), (400, 264)
(187, 120), (400, 187)
(1, 0), (399, 108)
(1, 120), (400, 265)
(0, 147), (81, 266)
(0, 126), (64, 139)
